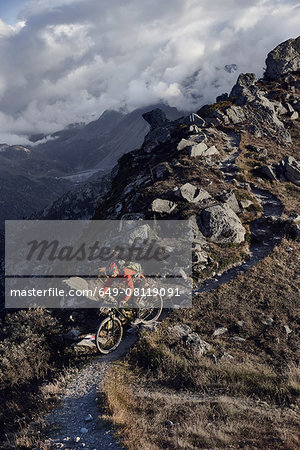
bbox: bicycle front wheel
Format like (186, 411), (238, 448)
(96, 316), (123, 354)
(137, 294), (163, 324)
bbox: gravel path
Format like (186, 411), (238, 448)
(42, 333), (137, 449)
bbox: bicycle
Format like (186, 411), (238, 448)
(95, 288), (163, 354)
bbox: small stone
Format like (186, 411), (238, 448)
(237, 320), (245, 327)
(75, 437), (81, 443)
(213, 327), (228, 336)
(232, 336), (246, 342)
(262, 317), (274, 326)
(85, 414), (93, 422)
(166, 420), (174, 427)
(221, 352), (234, 360)
(284, 325), (292, 335)
(80, 428), (88, 434)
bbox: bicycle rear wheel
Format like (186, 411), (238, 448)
(137, 294), (163, 324)
(96, 316), (123, 354)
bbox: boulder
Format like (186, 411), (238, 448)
(199, 204), (246, 243)
(240, 199), (254, 209)
(213, 327), (228, 337)
(185, 333), (211, 356)
(229, 73), (257, 105)
(255, 165), (278, 182)
(190, 142), (208, 157)
(216, 191), (240, 213)
(265, 36), (300, 80)
(176, 183), (211, 204)
(142, 108), (168, 129)
(177, 139), (208, 157)
(202, 145), (220, 157)
(152, 162), (172, 180)
(193, 244), (209, 264)
(177, 138), (194, 151)
(143, 127), (171, 152)
(221, 191), (240, 212)
(283, 156), (300, 186)
(225, 105), (246, 124)
(151, 198), (177, 214)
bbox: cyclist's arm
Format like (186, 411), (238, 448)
(123, 275), (134, 302)
(102, 277), (113, 295)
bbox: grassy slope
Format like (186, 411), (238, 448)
(102, 102), (300, 448)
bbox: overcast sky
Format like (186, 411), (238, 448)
(0, 0), (299, 144)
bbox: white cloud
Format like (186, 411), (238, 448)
(0, 0), (299, 144)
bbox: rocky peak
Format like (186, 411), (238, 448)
(264, 36), (300, 80)
(142, 108), (169, 130)
(229, 73), (257, 105)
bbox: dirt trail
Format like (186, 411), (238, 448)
(42, 334), (137, 449)
(41, 131), (284, 450)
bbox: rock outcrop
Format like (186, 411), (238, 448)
(265, 36), (300, 80)
(283, 156), (300, 186)
(199, 204), (246, 244)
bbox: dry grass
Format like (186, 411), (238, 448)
(0, 309), (88, 448)
(103, 237), (300, 448)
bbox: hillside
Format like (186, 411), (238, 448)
(97, 37), (300, 449)
(0, 36), (299, 449)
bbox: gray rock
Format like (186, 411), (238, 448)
(213, 327), (228, 336)
(231, 336), (246, 342)
(221, 352), (234, 360)
(168, 324), (192, 338)
(177, 138), (194, 151)
(199, 204), (246, 243)
(284, 325), (292, 335)
(225, 105), (246, 124)
(284, 156), (300, 186)
(177, 139), (208, 157)
(142, 108), (168, 129)
(229, 73), (257, 105)
(189, 142), (208, 157)
(240, 199), (253, 209)
(85, 414), (93, 422)
(262, 317), (274, 326)
(166, 420), (174, 427)
(152, 163), (171, 180)
(193, 244), (209, 264)
(265, 36), (300, 80)
(185, 333), (212, 356)
(143, 126), (171, 152)
(176, 183), (211, 204)
(217, 191), (240, 213)
(256, 165), (278, 182)
(151, 198), (177, 214)
(80, 428), (88, 434)
(65, 329), (81, 341)
(289, 111), (299, 120)
(74, 339), (96, 349)
(202, 145), (220, 157)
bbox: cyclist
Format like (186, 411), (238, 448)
(98, 260), (142, 306)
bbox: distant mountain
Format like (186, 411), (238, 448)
(30, 104), (184, 172)
(0, 104), (184, 227)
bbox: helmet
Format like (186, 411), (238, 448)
(107, 261), (119, 277)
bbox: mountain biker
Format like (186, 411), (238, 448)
(98, 260), (142, 306)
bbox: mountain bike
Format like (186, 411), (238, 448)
(95, 289), (163, 354)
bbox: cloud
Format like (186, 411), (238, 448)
(0, 0), (299, 143)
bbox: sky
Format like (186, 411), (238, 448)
(0, 0), (299, 145)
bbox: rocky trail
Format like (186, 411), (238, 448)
(41, 132), (285, 450)
(42, 334), (137, 449)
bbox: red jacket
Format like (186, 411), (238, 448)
(103, 268), (136, 302)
